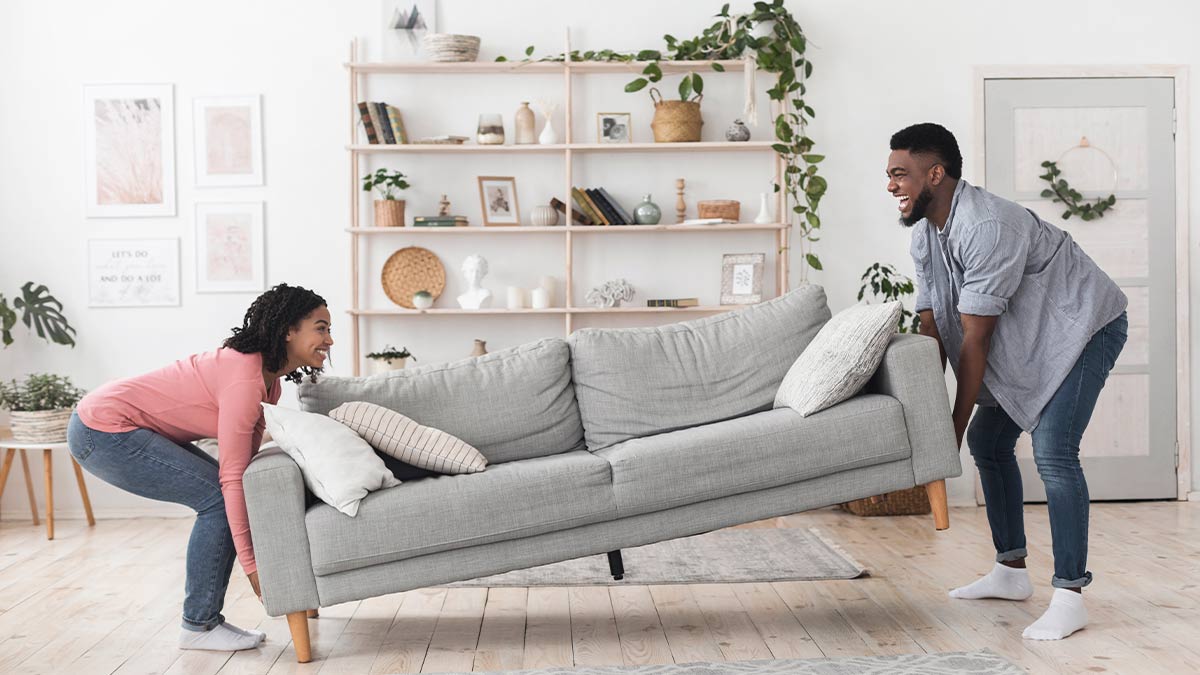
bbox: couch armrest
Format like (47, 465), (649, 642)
(244, 448), (321, 616)
(866, 334), (962, 486)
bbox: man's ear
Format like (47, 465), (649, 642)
(929, 163), (946, 186)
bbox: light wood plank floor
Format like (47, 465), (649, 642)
(1, 502), (1197, 674)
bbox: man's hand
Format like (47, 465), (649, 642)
(248, 571), (262, 603)
(953, 313), (998, 447)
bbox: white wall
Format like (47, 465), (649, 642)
(1, 0), (1197, 520)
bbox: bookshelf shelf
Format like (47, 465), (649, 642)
(346, 34), (789, 374)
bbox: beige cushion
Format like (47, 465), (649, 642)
(773, 301), (902, 417)
(330, 401), (488, 474)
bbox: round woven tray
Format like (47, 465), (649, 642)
(381, 247), (446, 308)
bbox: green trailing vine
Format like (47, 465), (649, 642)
(1038, 160), (1116, 221)
(858, 263), (920, 334)
(498, 0), (826, 281)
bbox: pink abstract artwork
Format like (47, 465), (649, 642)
(94, 98), (164, 205)
(205, 106), (253, 175)
(205, 213), (253, 282)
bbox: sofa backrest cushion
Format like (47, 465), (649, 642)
(298, 338), (584, 463)
(568, 285), (832, 452)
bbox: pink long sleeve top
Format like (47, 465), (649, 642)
(77, 347), (282, 575)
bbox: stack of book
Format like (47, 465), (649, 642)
(570, 187), (635, 225)
(413, 215), (468, 227)
(646, 298), (700, 308)
(357, 101), (408, 144)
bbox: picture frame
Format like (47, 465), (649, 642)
(87, 238), (180, 307)
(83, 83), (176, 218)
(193, 95), (264, 187)
(381, 0), (436, 61)
(720, 253), (765, 305)
(195, 202), (266, 293)
(597, 112), (632, 143)
(477, 176), (521, 226)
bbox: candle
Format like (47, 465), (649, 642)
(530, 287), (550, 309)
(506, 286), (525, 309)
(539, 276), (557, 306)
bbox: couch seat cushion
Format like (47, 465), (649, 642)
(594, 394), (911, 516)
(305, 450), (616, 576)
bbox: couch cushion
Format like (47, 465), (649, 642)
(569, 285), (832, 451)
(594, 394), (911, 516)
(305, 450), (616, 576)
(298, 338), (584, 463)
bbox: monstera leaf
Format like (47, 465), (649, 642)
(11, 282), (76, 348)
(0, 295), (15, 347)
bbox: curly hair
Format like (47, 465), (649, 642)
(224, 284), (328, 384)
(890, 122), (963, 179)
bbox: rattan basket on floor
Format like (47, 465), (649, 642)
(841, 485), (931, 517)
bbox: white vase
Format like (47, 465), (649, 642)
(531, 204), (558, 226)
(538, 116), (559, 145)
(753, 192), (773, 224)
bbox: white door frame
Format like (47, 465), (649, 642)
(972, 64), (1192, 501)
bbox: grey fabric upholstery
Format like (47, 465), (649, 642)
(305, 450), (616, 576)
(865, 334), (963, 485)
(595, 395), (910, 516)
(568, 285), (832, 452)
(297, 338), (584, 463)
(242, 449), (321, 616)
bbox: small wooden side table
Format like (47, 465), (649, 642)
(0, 435), (95, 540)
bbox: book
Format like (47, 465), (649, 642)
(365, 103), (385, 146)
(413, 216), (468, 227)
(680, 217), (736, 225)
(551, 197), (591, 225)
(586, 188), (622, 225)
(646, 298), (700, 307)
(597, 187), (635, 225)
(571, 187), (604, 225)
(579, 188), (610, 225)
(375, 102), (396, 144)
(385, 104), (408, 144)
(357, 101), (379, 144)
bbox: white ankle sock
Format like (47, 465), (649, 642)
(178, 623), (261, 651)
(1023, 588), (1088, 640)
(948, 562), (1033, 600)
(222, 620), (265, 644)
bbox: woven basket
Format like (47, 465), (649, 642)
(649, 88), (703, 143)
(697, 200), (740, 221)
(10, 408), (73, 443)
(841, 486), (931, 517)
(375, 199), (406, 227)
(381, 246), (446, 308)
(421, 34), (481, 62)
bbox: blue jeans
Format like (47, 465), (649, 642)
(67, 412), (237, 631)
(966, 312), (1127, 589)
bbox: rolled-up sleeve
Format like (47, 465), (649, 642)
(909, 231), (932, 313)
(957, 219), (1028, 316)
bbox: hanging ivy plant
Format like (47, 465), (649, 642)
(1038, 160), (1116, 221)
(498, 0), (825, 281)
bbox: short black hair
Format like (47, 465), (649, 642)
(890, 123), (963, 179)
(224, 283), (327, 384)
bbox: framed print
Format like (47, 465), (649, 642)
(195, 202), (265, 293)
(83, 84), (176, 217)
(381, 0), (436, 61)
(88, 238), (180, 307)
(720, 252), (765, 305)
(193, 95), (264, 187)
(477, 176), (521, 226)
(597, 112), (632, 143)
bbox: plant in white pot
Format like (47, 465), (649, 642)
(0, 374), (86, 443)
(365, 345), (416, 375)
(363, 168), (411, 227)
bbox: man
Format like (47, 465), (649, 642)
(887, 123), (1128, 640)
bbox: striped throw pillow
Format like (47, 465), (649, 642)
(329, 401), (488, 474)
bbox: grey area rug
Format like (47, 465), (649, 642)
(436, 650), (1023, 674)
(441, 528), (866, 587)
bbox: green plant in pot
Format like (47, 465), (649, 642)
(858, 263), (920, 334)
(363, 168), (411, 227)
(0, 374), (86, 443)
(365, 345), (416, 374)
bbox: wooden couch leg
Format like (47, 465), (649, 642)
(925, 479), (949, 531)
(287, 611), (313, 663)
(307, 608), (319, 618)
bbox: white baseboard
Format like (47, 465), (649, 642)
(1188, 491), (1200, 502)
(1, 506), (192, 521)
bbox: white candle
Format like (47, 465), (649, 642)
(539, 276), (556, 306)
(506, 286), (525, 309)
(530, 287), (550, 309)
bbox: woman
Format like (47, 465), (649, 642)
(67, 284), (333, 652)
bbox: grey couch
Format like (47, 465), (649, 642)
(244, 285), (960, 662)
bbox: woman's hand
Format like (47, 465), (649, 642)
(248, 571), (262, 602)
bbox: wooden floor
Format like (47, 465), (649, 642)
(1, 502), (1198, 674)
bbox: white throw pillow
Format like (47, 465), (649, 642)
(773, 301), (902, 417)
(329, 401), (488, 475)
(260, 403), (401, 516)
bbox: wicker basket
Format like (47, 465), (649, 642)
(421, 34), (481, 62)
(697, 200), (740, 221)
(10, 408), (73, 443)
(649, 88), (703, 143)
(841, 486), (931, 517)
(374, 200), (406, 227)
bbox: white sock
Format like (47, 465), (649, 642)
(222, 620), (266, 644)
(1023, 588), (1088, 640)
(178, 623), (262, 651)
(948, 562), (1033, 600)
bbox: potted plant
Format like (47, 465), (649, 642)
(362, 168), (411, 227)
(365, 345), (416, 374)
(643, 72), (704, 143)
(0, 374), (86, 443)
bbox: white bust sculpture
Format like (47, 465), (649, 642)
(456, 254), (493, 309)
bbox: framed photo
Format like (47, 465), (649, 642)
(83, 84), (176, 217)
(193, 95), (264, 187)
(597, 112), (632, 143)
(477, 176), (521, 226)
(88, 238), (180, 307)
(381, 0), (436, 61)
(720, 253), (765, 305)
(195, 202), (266, 293)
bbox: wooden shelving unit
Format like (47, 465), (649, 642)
(346, 35), (788, 374)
